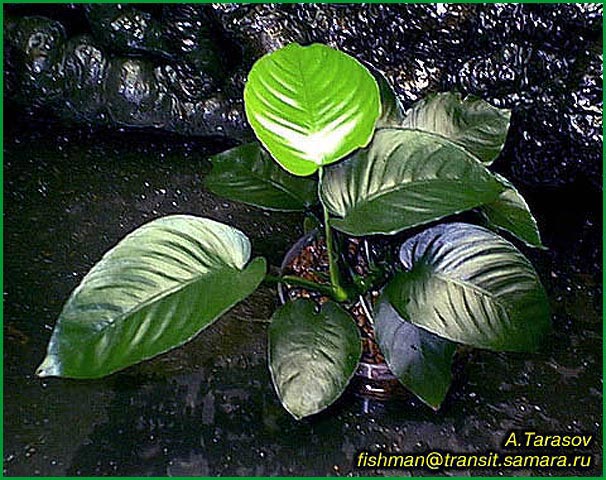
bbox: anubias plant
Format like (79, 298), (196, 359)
(38, 43), (550, 419)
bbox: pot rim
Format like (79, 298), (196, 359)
(277, 228), (320, 305)
(277, 229), (398, 382)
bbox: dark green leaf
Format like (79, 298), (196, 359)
(402, 92), (511, 165)
(481, 174), (544, 248)
(37, 215), (267, 379)
(374, 70), (405, 128)
(374, 298), (456, 409)
(268, 299), (361, 419)
(303, 212), (321, 234)
(320, 128), (505, 236)
(205, 142), (318, 211)
(244, 43), (381, 176)
(386, 223), (550, 351)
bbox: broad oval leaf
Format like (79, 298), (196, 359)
(320, 128), (505, 236)
(481, 173), (544, 248)
(205, 142), (318, 211)
(37, 215), (267, 379)
(374, 298), (456, 410)
(402, 92), (511, 165)
(244, 43), (381, 176)
(269, 299), (361, 419)
(386, 223), (550, 352)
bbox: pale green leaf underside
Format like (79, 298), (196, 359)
(388, 223), (550, 352)
(205, 142), (318, 212)
(320, 128), (505, 236)
(481, 173), (544, 248)
(401, 92), (511, 165)
(37, 215), (266, 379)
(244, 43), (381, 176)
(269, 299), (361, 419)
(374, 298), (456, 409)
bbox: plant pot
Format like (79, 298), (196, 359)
(278, 229), (407, 400)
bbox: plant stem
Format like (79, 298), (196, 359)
(264, 274), (336, 298)
(318, 168), (349, 302)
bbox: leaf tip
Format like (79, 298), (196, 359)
(289, 411), (305, 421)
(35, 356), (60, 378)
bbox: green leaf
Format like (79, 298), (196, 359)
(374, 69), (405, 128)
(268, 299), (361, 419)
(303, 212), (321, 234)
(37, 215), (267, 379)
(402, 92), (511, 165)
(374, 298), (456, 410)
(205, 142), (318, 211)
(386, 223), (550, 352)
(481, 173), (544, 248)
(244, 43), (381, 176)
(320, 128), (505, 236)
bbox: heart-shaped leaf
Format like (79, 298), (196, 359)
(37, 215), (267, 379)
(268, 299), (361, 419)
(386, 223), (550, 351)
(402, 92), (511, 165)
(205, 142), (318, 211)
(244, 43), (381, 176)
(374, 298), (456, 409)
(481, 173), (544, 248)
(320, 128), (505, 236)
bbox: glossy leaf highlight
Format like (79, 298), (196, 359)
(387, 223), (550, 351)
(37, 215), (267, 379)
(320, 128), (505, 235)
(402, 92), (511, 165)
(244, 43), (381, 176)
(268, 299), (361, 419)
(205, 142), (318, 211)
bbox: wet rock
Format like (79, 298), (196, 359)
(4, 15), (67, 106)
(4, 8), (248, 140)
(4, 4), (602, 187)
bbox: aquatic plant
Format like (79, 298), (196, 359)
(37, 44), (550, 419)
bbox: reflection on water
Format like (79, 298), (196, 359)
(4, 114), (602, 476)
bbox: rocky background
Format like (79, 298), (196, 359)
(4, 3), (603, 188)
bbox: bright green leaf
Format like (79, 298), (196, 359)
(402, 92), (511, 165)
(205, 142), (318, 211)
(386, 223), (550, 352)
(268, 299), (361, 419)
(481, 173), (544, 248)
(320, 128), (505, 236)
(37, 215), (267, 379)
(244, 43), (381, 176)
(374, 298), (456, 410)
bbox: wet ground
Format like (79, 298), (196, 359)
(3, 111), (602, 475)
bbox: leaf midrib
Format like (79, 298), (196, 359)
(374, 127), (488, 164)
(212, 164), (313, 208)
(428, 267), (512, 316)
(66, 263), (243, 344)
(246, 166), (314, 207)
(335, 176), (502, 220)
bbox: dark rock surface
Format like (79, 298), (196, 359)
(4, 3), (602, 187)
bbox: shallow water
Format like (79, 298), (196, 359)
(3, 115), (602, 476)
